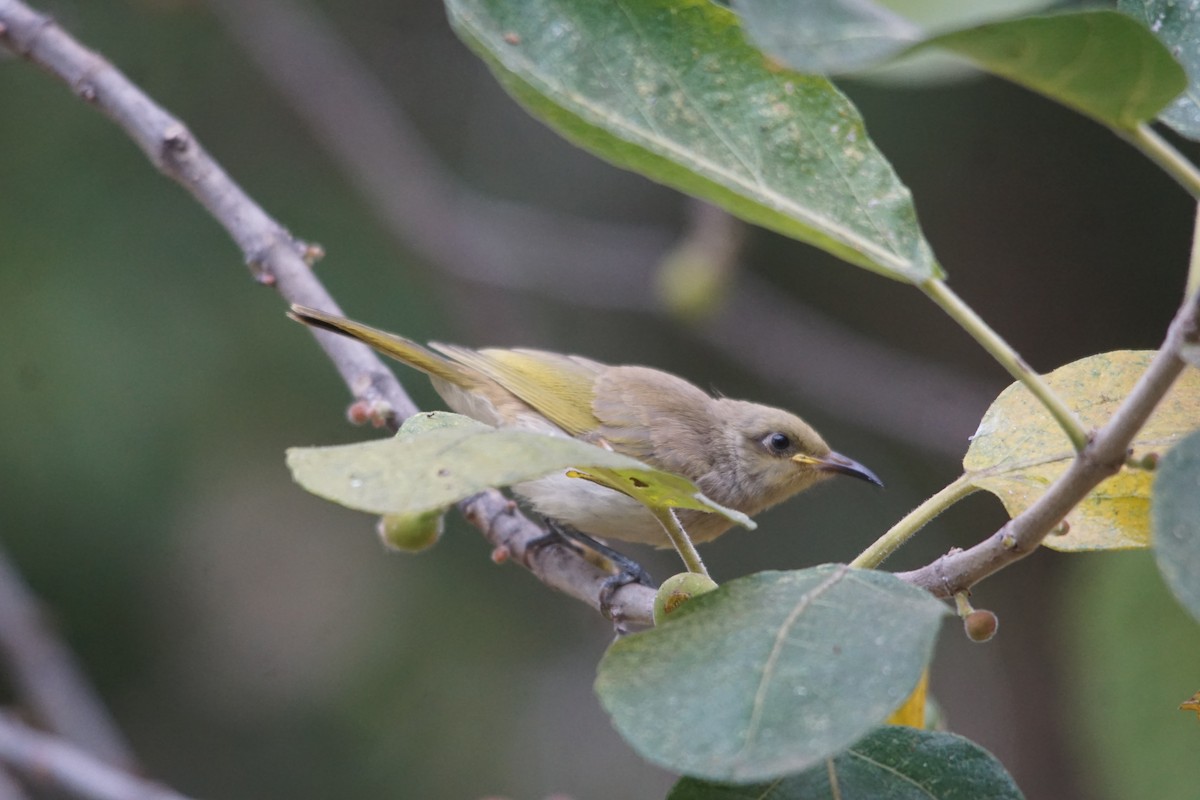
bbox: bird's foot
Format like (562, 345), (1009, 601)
(535, 521), (653, 625)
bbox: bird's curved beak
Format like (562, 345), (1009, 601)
(793, 451), (884, 487)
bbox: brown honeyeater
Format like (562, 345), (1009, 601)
(289, 305), (881, 548)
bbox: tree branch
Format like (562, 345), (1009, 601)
(0, 0), (654, 625)
(0, 765), (31, 800)
(0, 712), (194, 800)
(0, 547), (134, 769)
(897, 287), (1200, 596)
(0, 0), (414, 423)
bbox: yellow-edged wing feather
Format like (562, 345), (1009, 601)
(289, 305), (470, 386)
(430, 343), (604, 436)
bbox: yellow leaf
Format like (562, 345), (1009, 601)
(963, 351), (1200, 551)
(566, 467), (753, 528)
(886, 669), (929, 728)
(1181, 691), (1200, 720)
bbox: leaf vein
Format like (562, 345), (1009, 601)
(449, 6), (917, 275)
(738, 565), (850, 758)
(845, 747), (939, 798)
(614, 0), (767, 186)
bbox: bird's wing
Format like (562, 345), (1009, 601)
(590, 366), (718, 477)
(428, 344), (604, 436)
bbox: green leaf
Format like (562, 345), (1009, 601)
(286, 411), (752, 527)
(445, 0), (940, 283)
(733, 0), (919, 75)
(929, 11), (1186, 130)
(734, 4), (1185, 130)
(1119, 0), (1200, 138)
(1152, 427), (1200, 622)
(395, 409), (477, 436)
(667, 726), (1024, 799)
(731, 0), (917, 74)
(594, 566), (948, 782)
(963, 351), (1200, 551)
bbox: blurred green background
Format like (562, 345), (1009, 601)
(1, 1), (1198, 797)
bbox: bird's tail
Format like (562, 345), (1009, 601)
(288, 304), (468, 386)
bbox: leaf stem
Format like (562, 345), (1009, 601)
(921, 278), (1090, 452)
(953, 591), (973, 617)
(1123, 123), (1200, 201)
(1188, 203), (1200, 300)
(851, 474), (977, 569)
(653, 508), (710, 578)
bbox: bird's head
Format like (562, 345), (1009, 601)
(713, 399), (882, 513)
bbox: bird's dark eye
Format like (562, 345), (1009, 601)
(766, 433), (792, 454)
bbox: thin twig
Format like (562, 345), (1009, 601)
(0, 764), (31, 800)
(0, 0), (655, 625)
(0, 547), (134, 769)
(458, 494), (654, 625)
(0, 712), (194, 800)
(897, 286), (1200, 596)
(0, 0), (416, 423)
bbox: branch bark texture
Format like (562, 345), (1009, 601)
(0, 713), (193, 800)
(0, 548), (134, 769)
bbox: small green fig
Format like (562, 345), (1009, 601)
(376, 509), (445, 553)
(653, 572), (719, 625)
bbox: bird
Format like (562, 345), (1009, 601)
(289, 304), (881, 550)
